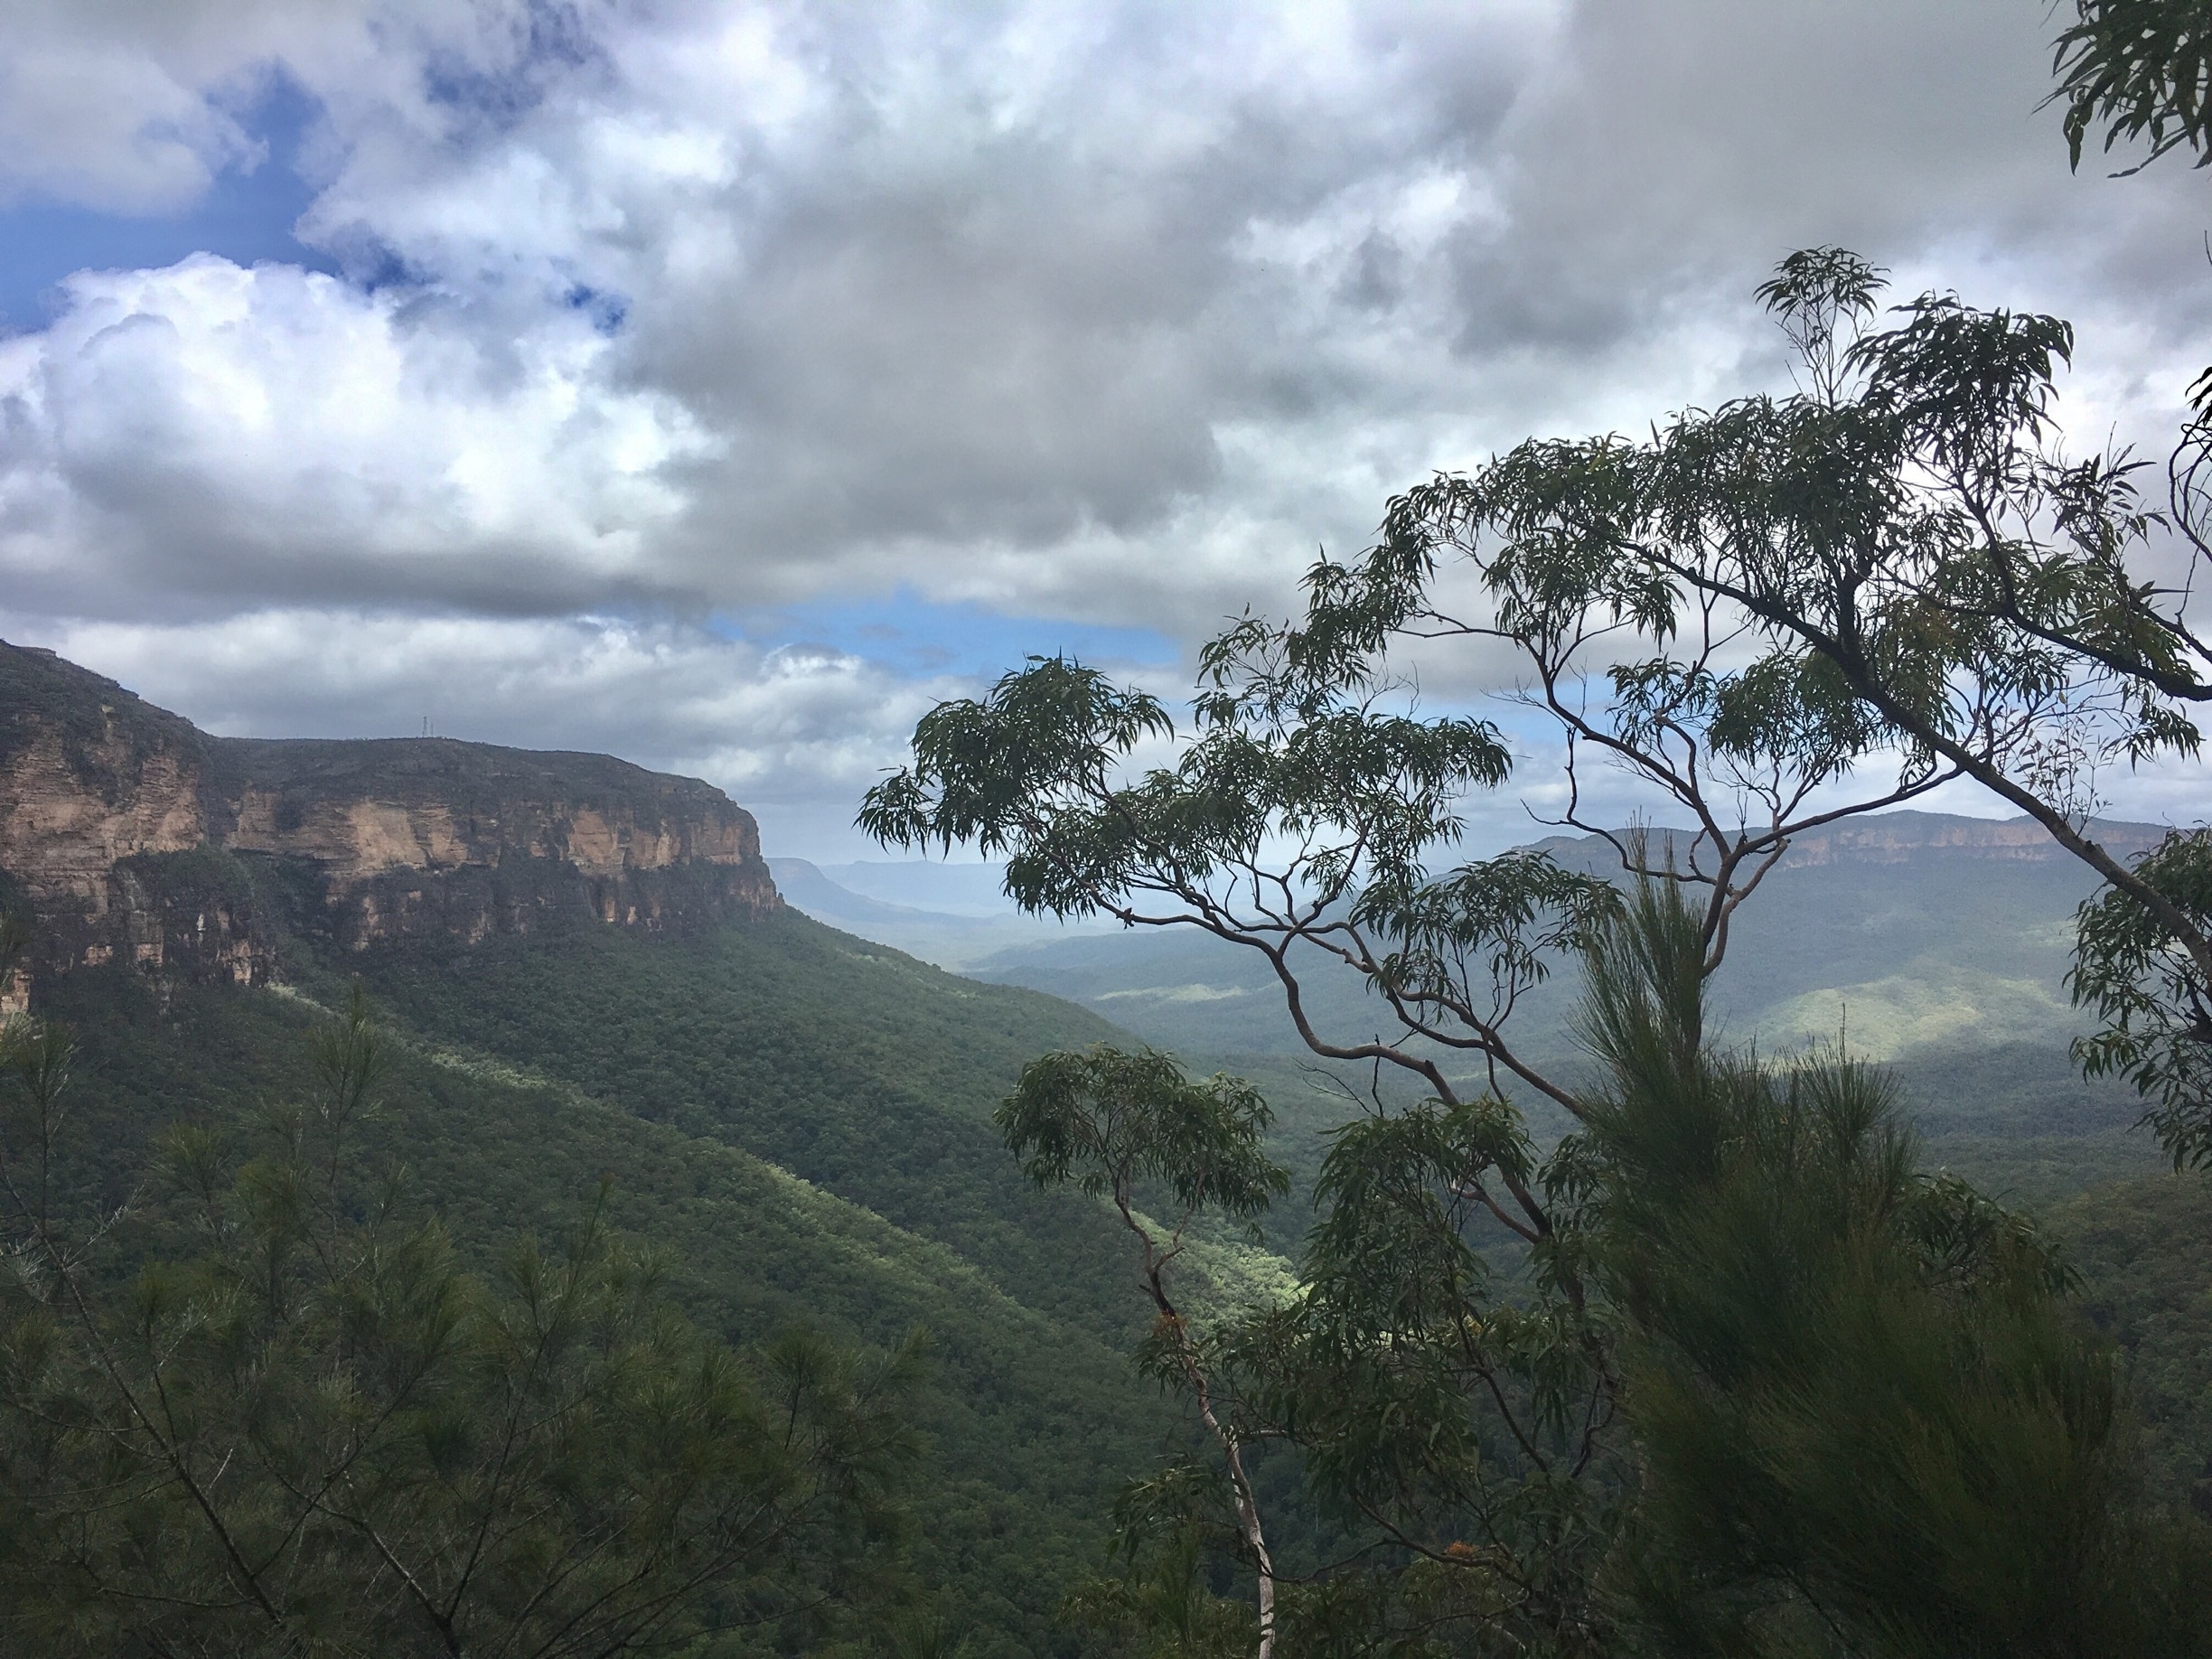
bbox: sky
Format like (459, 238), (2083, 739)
(1, 0), (2207, 860)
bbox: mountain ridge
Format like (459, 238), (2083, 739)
(779, 812), (2186, 951)
(0, 638), (1197, 1652)
(1520, 809), (2174, 870)
(0, 639), (782, 989)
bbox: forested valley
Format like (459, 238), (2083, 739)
(9, 3), (2212, 1655)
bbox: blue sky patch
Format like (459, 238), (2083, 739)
(0, 73), (335, 330)
(725, 588), (1180, 681)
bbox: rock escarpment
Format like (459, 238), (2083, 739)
(0, 641), (781, 989)
(1767, 810), (2170, 867)
(1529, 809), (2171, 876)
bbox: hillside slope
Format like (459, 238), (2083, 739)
(35, 961), (1167, 1653)
(334, 907), (1164, 1350)
(2050, 1171), (2212, 1517)
(0, 640), (1199, 1654)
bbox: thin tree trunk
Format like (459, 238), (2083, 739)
(1124, 1191), (1278, 1659)
(1202, 1395), (1276, 1659)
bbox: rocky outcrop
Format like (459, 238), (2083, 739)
(0, 641), (781, 987)
(1775, 810), (2170, 867)
(1530, 810), (2174, 876)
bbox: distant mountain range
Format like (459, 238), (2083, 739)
(766, 856), (1109, 965)
(775, 812), (2175, 1062)
(773, 814), (2186, 1195)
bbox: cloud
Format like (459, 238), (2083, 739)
(0, 1), (457, 212)
(0, 254), (712, 619)
(11, 4), (2201, 611)
(2, 0), (2207, 845)
(0, 1), (278, 213)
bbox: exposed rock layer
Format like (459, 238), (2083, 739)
(0, 641), (780, 986)
(1529, 809), (2172, 876)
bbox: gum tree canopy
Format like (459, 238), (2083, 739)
(2053, 0), (2212, 173)
(864, 248), (2212, 1169)
(862, 18), (2212, 1648)
(863, 248), (2212, 1651)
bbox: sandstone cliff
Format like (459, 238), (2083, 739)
(0, 641), (781, 988)
(1762, 809), (2170, 867)
(1526, 809), (2173, 877)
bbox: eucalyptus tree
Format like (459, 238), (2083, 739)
(1307, 249), (2212, 1164)
(862, 249), (2181, 1199)
(2043, 0), (2212, 1155)
(2052, 0), (2212, 174)
(862, 249), (2173, 1180)
(998, 1046), (1288, 1658)
(865, 247), (2212, 1649)
(861, 11), (2212, 1644)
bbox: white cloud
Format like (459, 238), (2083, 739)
(0, 255), (712, 616)
(0, 1), (282, 212)
(0, 0), (501, 211)
(2, 0), (2208, 837)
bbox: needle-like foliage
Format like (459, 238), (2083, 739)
(1578, 881), (2212, 1657)
(0, 988), (923, 1657)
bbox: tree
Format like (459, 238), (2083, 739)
(2051, 0), (2212, 173)
(995, 886), (2212, 1656)
(0, 987), (922, 1657)
(1576, 879), (2212, 1655)
(864, 240), (2212, 1645)
(998, 1046), (1288, 1659)
(2043, 0), (2212, 1157)
(997, 1045), (1618, 1656)
(861, 642), (1643, 1632)
(1296, 249), (2212, 1164)
(869, 226), (2212, 1167)
(858, 262), (2150, 1181)
(863, 14), (2212, 1643)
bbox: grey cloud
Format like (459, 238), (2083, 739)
(300, 2), (1549, 534)
(1438, 0), (2210, 373)
(4, 0), (2212, 834)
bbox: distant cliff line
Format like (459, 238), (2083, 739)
(0, 640), (782, 993)
(1522, 809), (2176, 873)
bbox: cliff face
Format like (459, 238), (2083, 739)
(1530, 810), (2174, 877)
(1774, 810), (2171, 867)
(0, 642), (781, 987)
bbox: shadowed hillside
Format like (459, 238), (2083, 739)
(0, 641), (1215, 1655)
